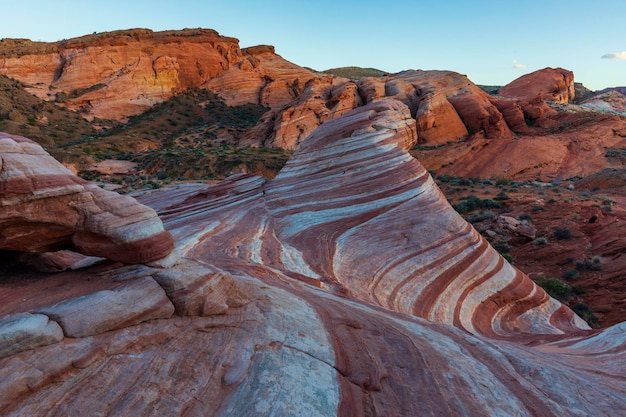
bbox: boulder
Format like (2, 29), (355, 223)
(0, 132), (174, 263)
(36, 277), (174, 338)
(0, 313), (63, 358)
(498, 67), (575, 103)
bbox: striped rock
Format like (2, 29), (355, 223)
(1, 100), (624, 416)
(0, 132), (173, 263)
(157, 99), (588, 338)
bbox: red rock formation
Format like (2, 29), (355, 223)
(416, 111), (626, 181)
(1, 100), (625, 416)
(0, 29), (317, 120)
(0, 132), (173, 262)
(499, 67), (575, 103)
(204, 45), (318, 107)
(244, 70), (513, 149)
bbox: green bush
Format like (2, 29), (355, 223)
(467, 210), (496, 223)
(535, 277), (572, 301)
(571, 303), (599, 327)
(495, 191), (510, 201)
(576, 258), (601, 271)
(455, 195), (502, 213)
(562, 269), (579, 281)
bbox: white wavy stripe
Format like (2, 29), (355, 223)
(396, 238), (483, 315)
(280, 242), (321, 280)
(278, 186), (426, 238)
(428, 238), (501, 326)
(490, 282), (565, 336)
(148, 220), (221, 268)
(270, 171), (425, 214)
(248, 216), (269, 265)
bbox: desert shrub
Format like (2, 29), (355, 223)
(571, 303), (599, 327)
(576, 258), (602, 271)
(455, 195), (502, 213)
(552, 227), (572, 240)
(501, 253), (514, 264)
(493, 242), (511, 253)
(495, 191), (510, 201)
(534, 237), (548, 246)
(517, 213), (532, 221)
(535, 277), (571, 301)
(495, 177), (510, 186)
(562, 269), (579, 281)
(467, 210), (496, 223)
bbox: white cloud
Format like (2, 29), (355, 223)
(512, 59), (527, 69)
(602, 52), (626, 60)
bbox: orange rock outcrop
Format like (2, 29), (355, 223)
(242, 70), (514, 149)
(0, 29), (317, 120)
(499, 67), (575, 103)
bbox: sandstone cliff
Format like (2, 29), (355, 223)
(3, 102), (624, 415)
(0, 29), (317, 120)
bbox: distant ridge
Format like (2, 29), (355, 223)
(321, 66), (387, 79)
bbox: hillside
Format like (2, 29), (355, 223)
(320, 66), (388, 79)
(0, 75), (290, 186)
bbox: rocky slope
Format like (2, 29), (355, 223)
(2, 101), (625, 415)
(435, 174), (626, 328)
(0, 29), (317, 121)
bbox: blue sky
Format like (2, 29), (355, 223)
(3, 0), (625, 90)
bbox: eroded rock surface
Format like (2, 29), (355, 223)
(0, 29), (317, 120)
(498, 67), (575, 103)
(243, 69), (514, 149)
(1, 101), (624, 415)
(0, 313), (63, 359)
(0, 132), (173, 262)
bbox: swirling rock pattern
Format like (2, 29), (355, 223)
(1, 101), (625, 415)
(0, 132), (173, 263)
